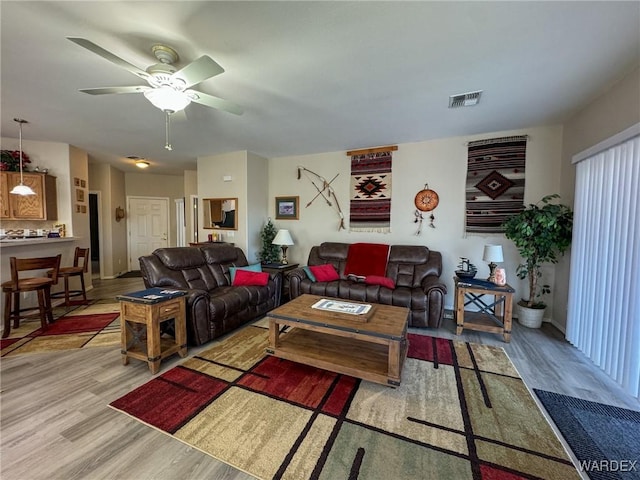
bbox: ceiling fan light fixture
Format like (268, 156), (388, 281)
(135, 160), (150, 169)
(143, 85), (191, 112)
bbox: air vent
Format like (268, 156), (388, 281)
(449, 90), (482, 108)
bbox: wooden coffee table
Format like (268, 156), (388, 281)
(266, 294), (409, 386)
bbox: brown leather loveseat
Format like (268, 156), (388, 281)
(139, 244), (281, 345)
(289, 242), (446, 328)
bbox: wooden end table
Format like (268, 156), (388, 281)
(454, 277), (514, 342)
(261, 263), (299, 303)
(117, 288), (187, 374)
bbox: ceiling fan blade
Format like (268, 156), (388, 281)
(171, 55), (225, 89)
(187, 90), (243, 115)
(67, 37), (149, 80)
(79, 86), (150, 95)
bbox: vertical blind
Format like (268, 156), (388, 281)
(567, 130), (639, 400)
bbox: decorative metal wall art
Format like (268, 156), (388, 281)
(297, 166), (345, 230)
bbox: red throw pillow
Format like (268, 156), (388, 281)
(365, 275), (396, 289)
(232, 269), (270, 286)
(309, 264), (340, 282)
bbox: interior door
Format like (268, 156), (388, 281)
(128, 196), (169, 271)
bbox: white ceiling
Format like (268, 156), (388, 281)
(1, 2), (639, 175)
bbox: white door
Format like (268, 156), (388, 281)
(128, 197), (169, 271)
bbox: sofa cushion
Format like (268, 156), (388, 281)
(310, 264), (340, 282)
(303, 266), (317, 282)
(229, 263), (262, 282)
(365, 275), (396, 289)
(232, 270), (269, 286)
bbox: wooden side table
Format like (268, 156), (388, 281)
(117, 289), (187, 374)
(261, 263), (299, 304)
(454, 277), (514, 342)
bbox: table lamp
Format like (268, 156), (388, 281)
(483, 244), (503, 283)
(272, 229), (294, 264)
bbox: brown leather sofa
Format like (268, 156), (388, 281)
(139, 244), (281, 346)
(289, 242), (446, 328)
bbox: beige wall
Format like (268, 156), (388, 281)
(184, 170), (197, 243)
(553, 66), (640, 331)
(88, 162), (127, 278)
(268, 125), (565, 316)
(197, 151), (248, 252)
(246, 152), (269, 263)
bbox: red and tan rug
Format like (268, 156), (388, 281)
(0, 300), (120, 356)
(110, 325), (580, 479)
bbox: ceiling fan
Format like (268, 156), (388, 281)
(67, 37), (243, 150)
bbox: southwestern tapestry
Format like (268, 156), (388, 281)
(349, 150), (393, 232)
(465, 136), (527, 234)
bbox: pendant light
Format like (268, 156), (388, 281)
(9, 118), (36, 196)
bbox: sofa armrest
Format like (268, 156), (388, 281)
(288, 267), (307, 299)
(421, 275), (447, 295)
(180, 288), (211, 346)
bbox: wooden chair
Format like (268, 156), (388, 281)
(2, 255), (61, 338)
(50, 247), (90, 307)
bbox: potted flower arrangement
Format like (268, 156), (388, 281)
(502, 194), (573, 328)
(0, 150), (30, 172)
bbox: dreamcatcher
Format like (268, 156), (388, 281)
(413, 183), (439, 234)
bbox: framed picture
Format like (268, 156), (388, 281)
(81, 205), (87, 213)
(76, 189), (85, 202)
(80, 179), (86, 188)
(76, 204), (81, 213)
(275, 196), (299, 220)
(74, 177), (80, 186)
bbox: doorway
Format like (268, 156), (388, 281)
(89, 192), (101, 279)
(127, 196), (170, 271)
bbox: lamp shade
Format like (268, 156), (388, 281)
(272, 229), (294, 246)
(483, 244), (504, 263)
(10, 183), (36, 195)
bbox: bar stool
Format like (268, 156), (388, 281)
(2, 255), (61, 338)
(50, 247), (90, 307)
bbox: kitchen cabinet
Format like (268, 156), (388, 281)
(0, 172), (58, 220)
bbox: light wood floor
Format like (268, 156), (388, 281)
(1, 277), (638, 480)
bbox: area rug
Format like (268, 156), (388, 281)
(0, 300), (120, 356)
(110, 325), (580, 479)
(534, 389), (640, 480)
(349, 150), (392, 233)
(465, 135), (527, 234)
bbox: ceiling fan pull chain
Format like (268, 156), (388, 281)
(164, 111), (172, 151)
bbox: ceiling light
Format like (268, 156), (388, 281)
(9, 118), (36, 196)
(135, 160), (150, 169)
(143, 86), (191, 112)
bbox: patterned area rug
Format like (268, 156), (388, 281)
(534, 389), (640, 480)
(0, 300), (120, 356)
(110, 325), (580, 479)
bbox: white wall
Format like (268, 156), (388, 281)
(268, 125), (565, 315)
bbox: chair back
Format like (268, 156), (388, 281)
(10, 255), (62, 285)
(73, 247), (90, 273)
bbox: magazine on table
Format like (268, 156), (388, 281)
(311, 298), (372, 315)
(116, 287), (186, 304)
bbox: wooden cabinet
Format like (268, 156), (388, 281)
(0, 172), (58, 220)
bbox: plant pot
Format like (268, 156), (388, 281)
(516, 302), (545, 328)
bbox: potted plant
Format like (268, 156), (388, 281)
(502, 194), (573, 328)
(258, 218), (281, 264)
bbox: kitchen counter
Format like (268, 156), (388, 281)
(0, 236), (76, 248)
